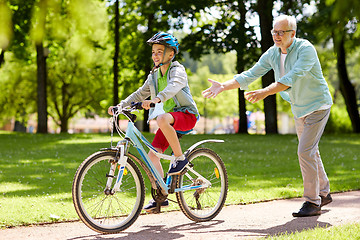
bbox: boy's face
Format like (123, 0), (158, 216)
(152, 44), (174, 66)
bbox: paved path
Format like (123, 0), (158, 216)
(2, 191), (360, 240)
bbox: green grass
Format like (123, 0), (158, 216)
(0, 131), (359, 232)
(266, 222), (360, 240)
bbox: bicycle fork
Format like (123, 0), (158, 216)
(104, 140), (130, 195)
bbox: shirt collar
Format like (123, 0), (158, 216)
(286, 37), (297, 54)
(276, 37), (297, 54)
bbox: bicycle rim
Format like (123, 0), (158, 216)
(72, 151), (145, 234)
(176, 148), (228, 222)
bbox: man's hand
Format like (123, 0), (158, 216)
(245, 82), (289, 103)
(202, 79), (224, 99)
(245, 90), (268, 103)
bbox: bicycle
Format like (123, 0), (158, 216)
(72, 102), (228, 234)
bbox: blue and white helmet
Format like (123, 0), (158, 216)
(147, 32), (179, 54)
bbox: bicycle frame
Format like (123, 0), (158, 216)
(109, 114), (223, 196)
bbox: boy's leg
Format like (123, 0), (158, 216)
(156, 112), (197, 175)
(148, 148), (164, 178)
(156, 113), (182, 157)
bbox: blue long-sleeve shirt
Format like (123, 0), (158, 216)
(234, 38), (333, 118)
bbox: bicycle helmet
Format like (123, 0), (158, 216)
(147, 32), (179, 54)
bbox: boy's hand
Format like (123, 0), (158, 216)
(142, 98), (160, 110)
(108, 106), (115, 115)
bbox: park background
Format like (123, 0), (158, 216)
(0, 0), (359, 135)
(0, 0), (359, 238)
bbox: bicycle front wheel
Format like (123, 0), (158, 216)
(72, 151), (145, 234)
(176, 147), (228, 222)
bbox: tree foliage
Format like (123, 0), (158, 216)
(0, 0), (359, 134)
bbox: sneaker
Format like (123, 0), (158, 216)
(168, 157), (189, 176)
(143, 199), (169, 211)
(320, 194), (332, 207)
(292, 201), (321, 217)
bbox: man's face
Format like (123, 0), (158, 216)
(152, 44), (174, 66)
(272, 20), (295, 52)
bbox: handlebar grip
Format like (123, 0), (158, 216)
(112, 106), (118, 114)
(131, 102), (155, 110)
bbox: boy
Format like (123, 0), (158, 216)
(108, 32), (199, 211)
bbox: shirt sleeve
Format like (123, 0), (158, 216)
(278, 44), (317, 87)
(234, 49), (273, 90)
(121, 74), (151, 106)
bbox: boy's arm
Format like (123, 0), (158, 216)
(121, 74), (152, 107)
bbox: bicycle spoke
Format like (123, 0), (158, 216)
(72, 151), (145, 234)
(176, 148), (228, 222)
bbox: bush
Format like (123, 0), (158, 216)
(325, 105), (352, 133)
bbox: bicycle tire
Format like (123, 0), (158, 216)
(72, 151), (145, 234)
(176, 148), (228, 222)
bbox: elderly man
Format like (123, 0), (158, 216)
(203, 15), (333, 217)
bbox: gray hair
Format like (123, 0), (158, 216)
(273, 15), (297, 31)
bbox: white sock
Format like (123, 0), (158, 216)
(176, 154), (185, 161)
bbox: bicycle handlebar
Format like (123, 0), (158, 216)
(111, 102), (155, 122)
(130, 102), (155, 110)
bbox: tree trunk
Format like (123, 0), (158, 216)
(60, 117), (68, 133)
(113, 0), (120, 106)
(236, 1), (248, 134)
(257, 0), (278, 134)
(36, 42), (48, 133)
(142, 13), (154, 133)
(0, 49), (5, 68)
(238, 89), (248, 133)
(335, 36), (360, 133)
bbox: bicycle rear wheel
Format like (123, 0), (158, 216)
(72, 151), (145, 234)
(176, 148), (228, 222)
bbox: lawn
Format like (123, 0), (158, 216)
(0, 131), (359, 229)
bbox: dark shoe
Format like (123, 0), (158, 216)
(168, 157), (189, 176)
(143, 199), (169, 211)
(292, 201), (321, 217)
(320, 194), (332, 207)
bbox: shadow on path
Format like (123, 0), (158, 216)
(68, 211), (333, 240)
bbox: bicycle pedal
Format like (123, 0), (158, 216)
(146, 209), (160, 214)
(146, 207), (161, 214)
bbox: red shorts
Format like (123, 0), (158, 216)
(152, 111), (197, 152)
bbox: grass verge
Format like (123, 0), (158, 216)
(266, 222), (360, 239)
(0, 131), (359, 229)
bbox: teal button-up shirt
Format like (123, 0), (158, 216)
(234, 38), (333, 118)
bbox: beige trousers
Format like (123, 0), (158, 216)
(294, 108), (331, 206)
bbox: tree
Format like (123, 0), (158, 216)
(32, 0), (49, 133)
(45, 0), (111, 133)
(256, 0), (278, 134)
(0, 0), (112, 133)
(182, 1), (259, 134)
(0, 0), (12, 68)
(303, 0), (360, 133)
(112, 0), (120, 106)
(0, 0), (37, 131)
(330, 0), (360, 133)
(114, 0), (215, 131)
